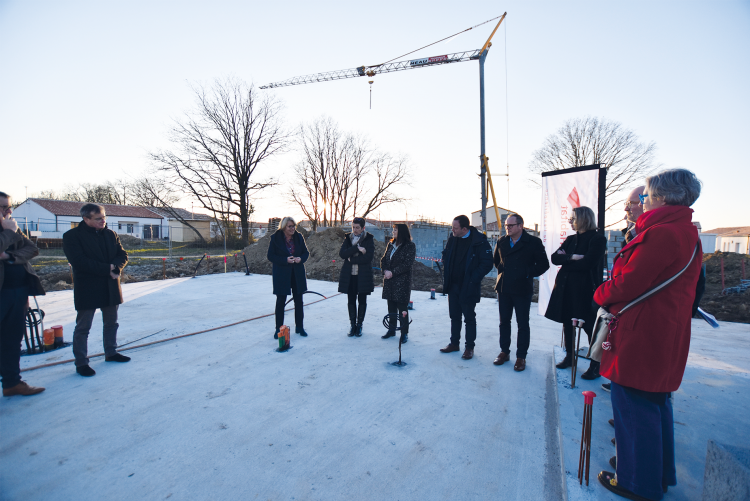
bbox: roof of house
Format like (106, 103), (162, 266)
(28, 199), (163, 219)
(148, 207), (213, 221)
(702, 226), (750, 236)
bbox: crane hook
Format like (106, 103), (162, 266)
(368, 80), (374, 110)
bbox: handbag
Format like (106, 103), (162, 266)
(587, 242), (699, 362)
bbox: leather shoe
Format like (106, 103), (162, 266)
(3, 381), (45, 397)
(76, 365), (96, 377)
(440, 344), (460, 353)
(382, 331), (396, 339)
(461, 349), (474, 360)
(105, 353), (131, 363)
(493, 352), (511, 366)
(514, 358), (526, 372)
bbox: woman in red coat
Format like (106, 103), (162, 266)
(594, 169), (703, 501)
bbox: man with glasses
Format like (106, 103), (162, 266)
(0, 192), (47, 396)
(623, 186), (645, 244)
(492, 214), (549, 372)
(63, 204), (129, 377)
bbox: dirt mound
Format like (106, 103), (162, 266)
(699, 251), (749, 323)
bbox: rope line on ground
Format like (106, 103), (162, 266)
(20, 293), (343, 373)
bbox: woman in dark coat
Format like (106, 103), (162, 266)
(380, 223), (416, 343)
(338, 217), (375, 337)
(267, 217), (310, 337)
(545, 206), (607, 378)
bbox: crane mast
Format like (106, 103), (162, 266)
(260, 13), (507, 233)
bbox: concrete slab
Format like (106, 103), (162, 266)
(3, 274), (565, 501)
(554, 319), (750, 501)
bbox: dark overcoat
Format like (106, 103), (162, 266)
(594, 205), (702, 393)
(544, 230), (607, 327)
(0, 228), (45, 296)
(267, 230), (309, 296)
(441, 226), (493, 304)
(493, 230), (550, 295)
(63, 222), (128, 311)
(337, 231), (375, 294)
(380, 240), (416, 304)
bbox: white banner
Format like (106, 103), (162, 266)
(538, 168), (601, 316)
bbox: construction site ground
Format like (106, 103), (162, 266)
(2, 273), (747, 500)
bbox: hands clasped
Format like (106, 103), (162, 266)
(287, 256), (301, 264)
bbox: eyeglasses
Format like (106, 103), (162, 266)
(624, 200), (641, 209)
(0, 205), (11, 211)
(87, 216), (107, 221)
(505, 223), (520, 228)
(638, 193), (649, 204)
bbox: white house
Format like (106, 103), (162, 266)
(704, 226), (750, 254)
(13, 199), (165, 239)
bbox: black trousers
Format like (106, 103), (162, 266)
(0, 287), (28, 389)
(347, 275), (368, 325)
(387, 299), (409, 335)
(448, 283), (477, 349)
(275, 269), (303, 330)
(498, 292), (532, 359)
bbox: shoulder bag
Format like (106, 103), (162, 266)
(587, 242), (699, 362)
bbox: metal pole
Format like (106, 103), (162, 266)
(479, 50), (489, 233)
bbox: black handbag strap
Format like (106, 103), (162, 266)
(616, 242), (699, 317)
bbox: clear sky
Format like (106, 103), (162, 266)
(1, 0), (748, 232)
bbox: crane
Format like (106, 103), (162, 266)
(260, 13), (508, 233)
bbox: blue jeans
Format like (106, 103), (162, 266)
(498, 292), (533, 359)
(0, 287), (29, 389)
(611, 382), (676, 500)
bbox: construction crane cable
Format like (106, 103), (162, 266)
(371, 14), (506, 68)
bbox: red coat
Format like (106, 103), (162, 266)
(594, 205), (702, 392)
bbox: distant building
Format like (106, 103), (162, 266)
(148, 208), (212, 242)
(703, 226), (750, 254)
(12, 198), (163, 239)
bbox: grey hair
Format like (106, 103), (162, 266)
(573, 206), (598, 232)
(279, 216), (297, 232)
(80, 203), (105, 219)
(645, 168), (702, 207)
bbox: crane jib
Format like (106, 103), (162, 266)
(409, 54), (448, 66)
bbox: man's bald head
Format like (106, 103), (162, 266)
(625, 186), (645, 224)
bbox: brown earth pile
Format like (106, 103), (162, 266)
(699, 251), (749, 323)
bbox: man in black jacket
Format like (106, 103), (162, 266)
(1, 191), (46, 397)
(492, 214), (550, 372)
(63, 204), (129, 377)
(439, 215), (493, 360)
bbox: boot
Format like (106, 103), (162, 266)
(581, 360), (601, 380)
(347, 302), (357, 337)
(355, 303), (366, 337)
(556, 353), (573, 369)
(382, 313), (397, 339)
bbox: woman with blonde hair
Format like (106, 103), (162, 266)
(267, 217), (310, 338)
(545, 205), (607, 377)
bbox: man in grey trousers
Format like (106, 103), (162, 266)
(63, 203), (130, 376)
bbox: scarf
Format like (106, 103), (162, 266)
(349, 230), (367, 275)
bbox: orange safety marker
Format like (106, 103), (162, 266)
(278, 325), (290, 351)
(43, 328), (55, 350)
(52, 325), (64, 347)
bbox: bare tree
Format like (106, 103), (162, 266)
(529, 117), (659, 210)
(290, 117), (409, 230)
(149, 78), (291, 244)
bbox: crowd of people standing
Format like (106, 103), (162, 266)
(1, 167), (706, 501)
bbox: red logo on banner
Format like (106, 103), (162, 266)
(567, 187), (581, 208)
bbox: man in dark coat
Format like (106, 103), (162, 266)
(439, 215), (493, 360)
(1, 192), (46, 397)
(492, 214), (550, 372)
(63, 204), (129, 377)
